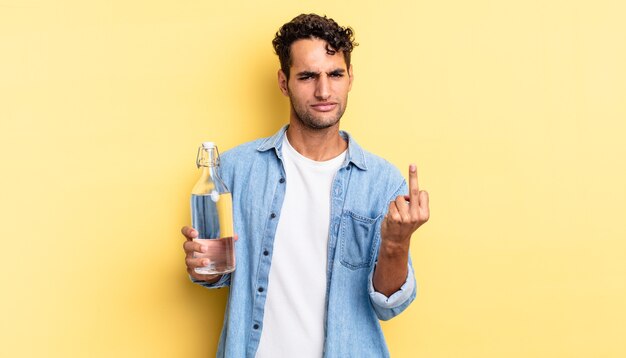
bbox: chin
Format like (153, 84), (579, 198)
(299, 120), (335, 130)
(293, 107), (343, 130)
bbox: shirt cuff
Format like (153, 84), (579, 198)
(190, 273), (231, 289)
(368, 263), (416, 309)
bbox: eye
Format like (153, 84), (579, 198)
(330, 72), (344, 78)
(298, 73), (316, 81)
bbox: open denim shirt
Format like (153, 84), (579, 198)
(193, 125), (417, 357)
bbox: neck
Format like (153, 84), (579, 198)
(285, 121), (347, 162)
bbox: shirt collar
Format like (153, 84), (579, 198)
(256, 124), (368, 171)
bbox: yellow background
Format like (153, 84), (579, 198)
(1, 0), (625, 357)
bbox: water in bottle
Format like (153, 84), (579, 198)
(191, 142), (235, 274)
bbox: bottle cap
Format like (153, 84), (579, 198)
(202, 141), (215, 149)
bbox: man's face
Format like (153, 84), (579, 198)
(278, 38), (354, 130)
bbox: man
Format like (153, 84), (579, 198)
(182, 14), (430, 357)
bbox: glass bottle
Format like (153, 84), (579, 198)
(190, 142), (235, 274)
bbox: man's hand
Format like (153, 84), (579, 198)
(381, 164), (430, 246)
(181, 226), (221, 283)
(374, 164), (430, 296)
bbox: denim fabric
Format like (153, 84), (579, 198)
(193, 125), (417, 357)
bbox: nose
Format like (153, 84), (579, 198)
(314, 75), (331, 100)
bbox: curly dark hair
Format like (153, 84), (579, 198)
(272, 14), (358, 79)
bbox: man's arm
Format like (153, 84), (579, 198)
(373, 164), (429, 296)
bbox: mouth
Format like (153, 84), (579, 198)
(311, 102), (338, 112)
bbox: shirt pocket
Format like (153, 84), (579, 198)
(339, 211), (381, 270)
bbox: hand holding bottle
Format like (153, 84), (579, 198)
(182, 227), (239, 282)
(182, 226), (222, 283)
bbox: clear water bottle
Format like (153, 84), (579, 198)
(191, 142), (235, 275)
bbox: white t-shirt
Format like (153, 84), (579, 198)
(256, 136), (346, 358)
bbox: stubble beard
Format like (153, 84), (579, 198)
(289, 96), (347, 130)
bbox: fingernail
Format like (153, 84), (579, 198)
(201, 245), (207, 253)
(202, 260), (209, 266)
(410, 164), (416, 172)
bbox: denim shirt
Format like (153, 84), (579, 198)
(193, 125), (417, 357)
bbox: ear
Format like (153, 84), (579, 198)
(278, 69), (289, 97)
(348, 64), (354, 92)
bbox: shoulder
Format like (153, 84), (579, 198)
(370, 151), (406, 192)
(342, 130), (403, 184)
(363, 150), (403, 181)
(218, 136), (276, 183)
(219, 137), (271, 171)
(351, 147), (407, 200)
(342, 145), (407, 217)
(221, 138), (266, 160)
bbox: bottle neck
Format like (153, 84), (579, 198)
(197, 146), (220, 167)
(199, 165), (220, 179)
(193, 145), (229, 195)
(196, 164), (229, 194)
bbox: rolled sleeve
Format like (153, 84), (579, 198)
(368, 262), (417, 321)
(190, 273), (231, 289)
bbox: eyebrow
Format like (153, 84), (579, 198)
(296, 69), (346, 77)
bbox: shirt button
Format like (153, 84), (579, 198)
(270, 213), (276, 219)
(263, 250), (269, 256)
(279, 177), (285, 183)
(258, 287), (264, 293)
(346, 166), (351, 170)
(253, 324), (259, 330)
